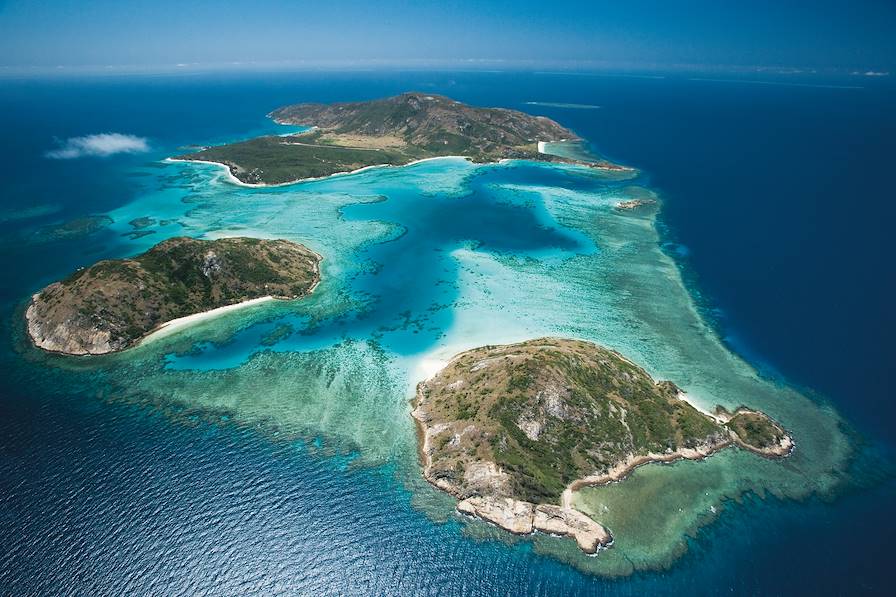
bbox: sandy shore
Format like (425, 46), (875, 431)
(27, 243), (324, 356)
(138, 296), (275, 346)
(138, 246), (322, 347)
(167, 145), (623, 188)
(164, 158), (278, 188)
(166, 155), (475, 188)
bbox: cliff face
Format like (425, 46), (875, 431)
(412, 338), (792, 553)
(26, 237), (321, 355)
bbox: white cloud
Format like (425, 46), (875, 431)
(46, 133), (150, 159)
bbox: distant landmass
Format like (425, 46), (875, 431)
(524, 101), (602, 109)
(26, 237), (321, 355)
(174, 92), (626, 185)
(412, 338), (792, 553)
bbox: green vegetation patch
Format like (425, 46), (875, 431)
(725, 411), (786, 450)
(179, 136), (418, 184)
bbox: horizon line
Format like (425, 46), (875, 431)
(0, 59), (890, 80)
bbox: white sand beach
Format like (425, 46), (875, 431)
(166, 155), (475, 188)
(139, 296), (274, 345)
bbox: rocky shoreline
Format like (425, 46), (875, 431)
(716, 406), (796, 458)
(458, 497), (612, 554)
(412, 400), (613, 554)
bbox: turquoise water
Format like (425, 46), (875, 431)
(1, 72), (892, 594)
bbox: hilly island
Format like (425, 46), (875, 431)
(413, 338), (792, 553)
(174, 92), (625, 185)
(25, 94), (797, 559)
(26, 237), (321, 355)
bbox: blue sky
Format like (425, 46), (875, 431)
(1, 0), (893, 72)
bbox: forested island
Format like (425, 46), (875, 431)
(413, 338), (793, 553)
(26, 237), (321, 355)
(174, 92), (626, 185)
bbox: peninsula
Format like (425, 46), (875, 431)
(412, 338), (792, 553)
(26, 237), (321, 355)
(174, 92), (624, 185)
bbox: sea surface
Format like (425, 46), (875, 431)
(0, 71), (893, 595)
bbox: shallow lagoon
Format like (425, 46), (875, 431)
(28, 151), (853, 576)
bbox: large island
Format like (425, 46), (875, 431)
(412, 338), (792, 553)
(26, 237), (321, 355)
(174, 92), (624, 185)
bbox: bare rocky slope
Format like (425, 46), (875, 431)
(26, 237), (320, 355)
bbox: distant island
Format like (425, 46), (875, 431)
(412, 338), (792, 553)
(173, 92), (627, 185)
(26, 237), (321, 355)
(615, 198), (656, 210)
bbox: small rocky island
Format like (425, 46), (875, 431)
(26, 237), (321, 355)
(175, 92), (623, 185)
(412, 338), (792, 553)
(615, 198), (656, 210)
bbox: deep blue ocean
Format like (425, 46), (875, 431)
(0, 71), (893, 595)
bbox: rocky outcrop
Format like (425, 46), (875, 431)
(615, 198), (656, 210)
(717, 407), (795, 457)
(26, 302), (118, 354)
(458, 496), (535, 535)
(742, 433), (794, 457)
(533, 504), (612, 553)
(456, 496), (612, 554)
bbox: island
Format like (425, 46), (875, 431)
(173, 92), (626, 185)
(25, 236), (321, 355)
(615, 198), (656, 210)
(412, 338), (792, 553)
